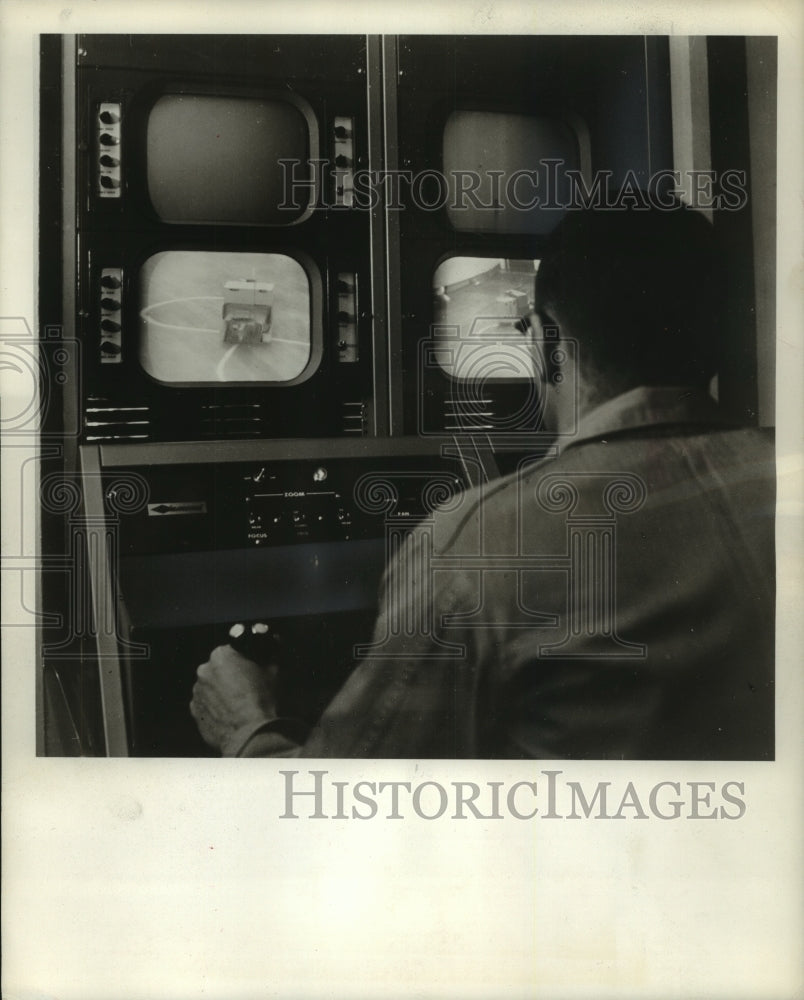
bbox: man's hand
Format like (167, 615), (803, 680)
(190, 645), (280, 756)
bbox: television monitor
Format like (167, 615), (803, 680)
(138, 251), (314, 385)
(145, 94), (314, 226)
(442, 111), (581, 234)
(432, 257), (539, 380)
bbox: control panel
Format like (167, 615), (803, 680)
(244, 464), (354, 546)
(107, 455), (467, 556)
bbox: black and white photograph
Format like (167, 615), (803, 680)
(2, 2), (802, 998)
(33, 31), (778, 761)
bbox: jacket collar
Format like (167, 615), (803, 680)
(568, 385), (735, 450)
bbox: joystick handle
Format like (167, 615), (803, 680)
(227, 621), (281, 665)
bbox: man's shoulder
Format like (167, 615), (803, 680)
(556, 423), (776, 490)
(426, 423), (775, 555)
(427, 439), (647, 555)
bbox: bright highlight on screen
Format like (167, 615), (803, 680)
(443, 111), (580, 234)
(432, 257), (539, 380)
(139, 251), (311, 384)
(147, 95), (311, 225)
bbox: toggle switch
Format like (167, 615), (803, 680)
(335, 272), (358, 363)
(333, 114), (355, 208)
(97, 102), (122, 200)
(99, 267), (123, 364)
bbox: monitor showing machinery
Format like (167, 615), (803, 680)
(432, 257), (539, 380)
(138, 251), (312, 384)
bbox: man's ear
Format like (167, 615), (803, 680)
(532, 311), (563, 383)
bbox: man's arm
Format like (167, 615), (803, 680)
(190, 522), (487, 758)
(190, 645), (305, 757)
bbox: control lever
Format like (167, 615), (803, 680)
(227, 621), (282, 666)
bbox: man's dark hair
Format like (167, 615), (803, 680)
(534, 201), (723, 388)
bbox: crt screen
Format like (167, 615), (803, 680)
(432, 257), (539, 380)
(147, 95), (310, 225)
(138, 251), (312, 384)
(443, 111), (580, 234)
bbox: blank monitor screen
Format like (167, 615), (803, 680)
(432, 257), (539, 380)
(443, 111), (580, 234)
(139, 251), (312, 384)
(147, 95), (311, 225)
